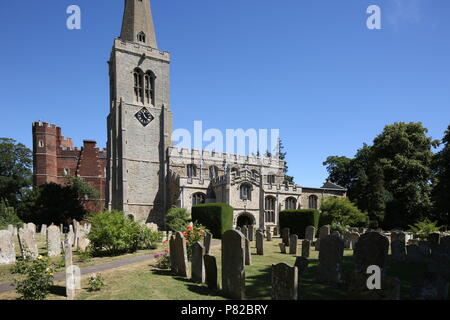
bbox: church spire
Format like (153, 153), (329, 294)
(120, 0), (158, 49)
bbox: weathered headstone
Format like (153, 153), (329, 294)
(271, 263), (298, 300)
(256, 230), (264, 255)
(282, 228), (290, 246)
(66, 229), (75, 248)
(305, 226), (315, 242)
(204, 254), (219, 291)
(279, 243), (287, 254)
(204, 232), (212, 255)
(40, 224), (47, 235)
(294, 256), (310, 277)
(18, 228), (38, 259)
(173, 232), (189, 277)
(191, 242), (205, 284)
(169, 235), (176, 272)
(391, 240), (407, 262)
(27, 223), (36, 234)
(221, 230), (245, 300)
(0, 230), (16, 264)
(301, 239), (310, 258)
(245, 238), (252, 266)
(354, 232), (389, 273)
(349, 232), (360, 250)
(331, 231), (341, 238)
(316, 235), (344, 283)
(47, 225), (62, 257)
(64, 239), (79, 300)
(77, 236), (91, 253)
(343, 232), (352, 249)
(316, 225), (331, 251)
(289, 234), (298, 255)
(266, 227), (272, 241)
(241, 226), (248, 240)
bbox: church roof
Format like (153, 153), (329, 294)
(120, 0), (158, 49)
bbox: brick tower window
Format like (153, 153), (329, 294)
(38, 140), (44, 148)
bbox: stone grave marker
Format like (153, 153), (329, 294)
(271, 263), (298, 300)
(221, 230), (246, 300)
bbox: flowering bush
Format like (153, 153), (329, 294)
(87, 273), (105, 292)
(154, 249), (171, 270)
(12, 255), (55, 300)
(182, 223), (208, 260)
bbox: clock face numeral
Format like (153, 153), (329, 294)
(135, 107), (154, 127)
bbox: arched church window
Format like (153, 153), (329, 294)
(133, 68), (144, 103)
(209, 166), (219, 179)
(285, 197), (297, 210)
(192, 193), (206, 205)
(144, 71), (155, 105)
(240, 183), (252, 201)
(265, 196), (276, 223)
(267, 174), (276, 184)
(137, 32), (146, 43)
(308, 195), (318, 209)
(187, 164), (197, 178)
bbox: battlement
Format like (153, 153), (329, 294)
(263, 183), (300, 193)
(168, 146), (284, 168)
(114, 39), (170, 62)
(32, 121), (60, 134)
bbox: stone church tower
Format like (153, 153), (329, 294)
(106, 0), (173, 224)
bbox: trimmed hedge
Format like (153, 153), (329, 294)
(279, 209), (321, 238)
(191, 203), (234, 239)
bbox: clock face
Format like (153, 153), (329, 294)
(135, 107), (154, 127)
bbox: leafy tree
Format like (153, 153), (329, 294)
(0, 138), (32, 207)
(409, 219), (443, 240)
(432, 125), (450, 226)
(276, 138), (295, 184)
(320, 197), (368, 227)
(0, 200), (22, 229)
(166, 207), (191, 232)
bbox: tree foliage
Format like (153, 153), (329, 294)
(0, 200), (22, 229)
(320, 197), (368, 227)
(166, 207), (191, 232)
(432, 125), (450, 226)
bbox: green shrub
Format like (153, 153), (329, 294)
(87, 210), (142, 256)
(191, 203), (233, 239)
(13, 255), (55, 300)
(320, 197), (368, 227)
(0, 200), (22, 229)
(166, 207), (191, 232)
(331, 222), (350, 234)
(279, 209), (321, 238)
(409, 219), (443, 240)
(87, 273), (105, 292)
(139, 228), (163, 250)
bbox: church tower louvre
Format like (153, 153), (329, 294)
(106, 0), (173, 225)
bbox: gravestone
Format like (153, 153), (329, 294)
(407, 244), (423, 263)
(301, 239), (310, 258)
(169, 235), (176, 272)
(40, 224), (47, 236)
(391, 231), (406, 243)
(66, 229), (75, 248)
(289, 234), (298, 255)
(204, 254), (219, 291)
(279, 243), (287, 254)
(282, 228), (290, 246)
(256, 230), (264, 255)
(354, 232), (389, 273)
(241, 226), (248, 240)
(0, 230), (16, 264)
(13, 227), (17, 236)
(273, 227), (278, 236)
(248, 225), (254, 241)
(391, 240), (407, 262)
(47, 225), (62, 257)
(27, 223), (36, 234)
(294, 256), (310, 277)
(77, 236), (91, 253)
(305, 226), (315, 242)
(18, 228), (38, 259)
(349, 232), (360, 250)
(271, 263), (298, 300)
(245, 238), (252, 266)
(221, 230), (245, 300)
(204, 232), (213, 255)
(316, 225), (331, 251)
(343, 232), (352, 249)
(266, 227), (272, 241)
(331, 231), (341, 238)
(7, 225), (13, 234)
(64, 239), (79, 300)
(173, 232), (189, 277)
(191, 242), (205, 284)
(317, 235), (344, 283)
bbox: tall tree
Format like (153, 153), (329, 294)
(277, 138), (295, 184)
(432, 125), (450, 226)
(0, 138), (32, 207)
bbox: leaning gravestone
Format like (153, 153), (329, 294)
(316, 235), (344, 283)
(47, 225), (62, 257)
(271, 263), (298, 300)
(301, 239), (310, 258)
(191, 242), (205, 284)
(354, 232), (389, 273)
(256, 230), (264, 255)
(174, 232), (189, 277)
(40, 224), (47, 236)
(221, 230), (246, 300)
(289, 234), (298, 255)
(305, 226), (316, 242)
(294, 256), (310, 278)
(204, 232), (213, 255)
(244, 238), (252, 266)
(0, 230), (16, 264)
(18, 228), (38, 259)
(282, 228), (290, 247)
(204, 254), (219, 291)
(279, 243), (287, 254)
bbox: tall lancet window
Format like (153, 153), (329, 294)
(144, 71), (155, 105)
(137, 32), (146, 43)
(134, 68), (144, 103)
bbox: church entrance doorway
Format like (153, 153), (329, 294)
(236, 212), (255, 228)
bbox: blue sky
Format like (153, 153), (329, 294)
(0, 0), (449, 188)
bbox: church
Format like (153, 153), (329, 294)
(32, 0), (346, 231)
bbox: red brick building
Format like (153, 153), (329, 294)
(32, 121), (107, 212)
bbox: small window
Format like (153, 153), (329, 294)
(187, 164), (197, 178)
(285, 197), (297, 210)
(308, 195), (318, 209)
(137, 32), (146, 43)
(63, 168), (70, 176)
(192, 193), (206, 205)
(240, 184), (252, 201)
(267, 174), (275, 184)
(134, 68), (144, 103)
(144, 71), (155, 105)
(38, 140), (44, 148)
(265, 196), (276, 223)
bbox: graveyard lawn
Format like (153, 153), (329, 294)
(0, 237), (433, 300)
